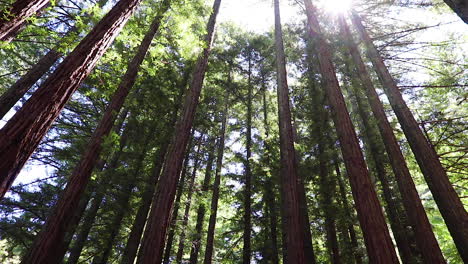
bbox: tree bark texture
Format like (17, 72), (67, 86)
(137, 1), (221, 262)
(340, 15), (445, 263)
(0, 0), (143, 200)
(274, 1), (308, 263)
(351, 12), (468, 262)
(0, 0), (49, 41)
(302, 2), (399, 263)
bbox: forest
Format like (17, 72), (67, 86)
(0, 0), (467, 263)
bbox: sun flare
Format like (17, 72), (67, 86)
(321, 0), (353, 15)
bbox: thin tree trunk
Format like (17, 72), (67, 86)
(242, 51), (253, 264)
(175, 147), (203, 263)
(120, 141), (169, 264)
(189, 141), (216, 264)
(341, 15), (445, 263)
(351, 12), (468, 262)
(302, 2), (399, 263)
(261, 76), (280, 264)
(137, 1), (221, 262)
(442, 0), (468, 23)
(0, 0), (142, 200)
(0, 0), (49, 41)
(273, 1), (308, 263)
(335, 162), (363, 264)
(203, 74), (230, 264)
(0, 49), (61, 119)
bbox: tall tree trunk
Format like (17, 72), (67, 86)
(261, 76), (280, 264)
(343, 72), (419, 264)
(302, 2), (399, 263)
(93, 125), (155, 264)
(137, 1), (221, 263)
(335, 162), (363, 264)
(175, 146), (203, 263)
(203, 75), (230, 264)
(340, 15), (445, 263)
(442, 0), (468, 23)
(160, 136), (196, 264)
(120, 141), (169, 264)
(0, 0), (49, 41)
(273, 1), (309, 263)
(351, 12), (468, 262)
(0, 49), (61, 119)
(242, 50), (253, 264)
(0, 0), (143, 200)
(19, 2), (170, 260)
(189, 141), (216, 264)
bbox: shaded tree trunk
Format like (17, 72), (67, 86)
(335, 162), (363, 264)
(203, 76), (229, 264)
(0, 0), (143, 200)
(189, 141), (216, 264)
(137, 1), (222, 263)
(273, 1), (308, 263)
(443, 0), (468, 23)
(0, 49), (61, 119)
(175, 146), (203, 263)
(242, 49), (253, 264)
(351, 12), (468, 262)
(0, 0), (49, 41)
(340, 15), (445, 263)
(302, 2), (399, 263)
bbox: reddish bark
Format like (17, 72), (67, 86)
(302, 2), (398, 263)
(273, 0), (307, 263)
(137, 0), (221, 263)
(340, 16), (445, 263)
(0, 0), (49, 41)
(351, 12), (468, 262)
(0, 0), (143, 200)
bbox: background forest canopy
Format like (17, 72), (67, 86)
(0, 0), (467, 263)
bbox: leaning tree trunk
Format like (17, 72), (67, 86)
(137, 1), (221, 263)
(351, 12), (468, 262)
(302, 2), (399, 263)
(340, 15), (445, 263)
(273, 1), (308, 262)
(242, 51), (253, 264)
(0, 0), (49, 41)
(0, 0), (143, 200)
(203, 71), (230, 264)
(0, 49), (61, 119)
(442, 0), (468, 23)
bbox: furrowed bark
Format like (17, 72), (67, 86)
(0, 0), (143, 200)
(351, 12), (468, 262)
(137, 0), (221, 262)
(274, 0), (308, 262)
(302, 2), (398, 263)
(0, 0), (49, 41)
(340, 15), (445, 263)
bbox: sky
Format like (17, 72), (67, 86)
(3, 0), (467, 189)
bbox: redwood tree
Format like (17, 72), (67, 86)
(137, 0), (222, 262)
(302, 1), (399, 263)
(0, 0), (49, 41)
(351, 11), (468, 262)
(0, 0), (144, 199)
